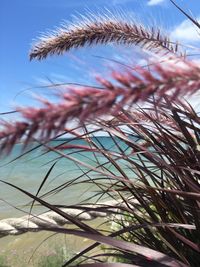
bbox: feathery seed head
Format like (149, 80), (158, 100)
(29, 12), (183, 60)
(0, 60), (200, 154)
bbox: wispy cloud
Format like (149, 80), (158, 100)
(147, 0), (165, 6)
(171, 18), (200, 43)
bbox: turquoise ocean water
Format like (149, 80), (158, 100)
(0, 136), (132, 219)
(0, 136), (147, 264)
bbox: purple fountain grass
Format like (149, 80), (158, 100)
(29, 13), (182, 60)
(1, 4), (200, 267)
(2, 97), (199, 266)
(0, 59), (200, 154)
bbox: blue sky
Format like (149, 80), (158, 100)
(1, 0), (200, 115)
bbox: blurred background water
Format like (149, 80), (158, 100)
(0, 136), (131, 265)
(0, 136), (132, 219)
(0, 136), (144, 265)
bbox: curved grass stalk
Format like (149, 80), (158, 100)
(0, 60), (200, 154)
(30, 14), (182, 60)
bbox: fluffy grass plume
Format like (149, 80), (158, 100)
(30, 12), (181, 60)
(0, 2), (200, 267)
(0, 59), (200, 154)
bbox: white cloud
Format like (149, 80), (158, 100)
(171, 18), (200, 43)
(147, 0), (165, 6)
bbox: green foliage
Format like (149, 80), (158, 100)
(37, 247), (67, 267)
(0, 255), (9, 267)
